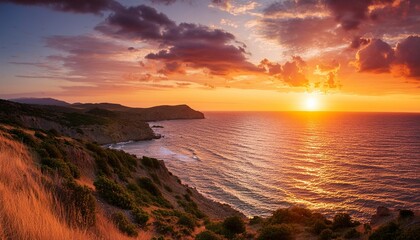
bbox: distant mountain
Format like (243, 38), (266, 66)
(8, 98), (205, 120)
(0, 99), (204, 144)
(9, 97), (70, 107)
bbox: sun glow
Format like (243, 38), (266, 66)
(303, 95), (319, 111)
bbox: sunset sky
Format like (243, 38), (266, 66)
(0, 0), (419, 111)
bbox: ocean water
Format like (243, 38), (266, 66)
(113, 112), (420, 220)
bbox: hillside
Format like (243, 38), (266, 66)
(0, 99), (203, 144)
(9, 97), (71, 107)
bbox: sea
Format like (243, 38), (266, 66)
(110, 112), (420, 220)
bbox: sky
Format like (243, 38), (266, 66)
(0, 0), (419, 112)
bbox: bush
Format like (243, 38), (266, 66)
(9, 129), (37, 147)
(369, 222), (400, 240)
(332, 213), (354, 229)
(344, 228), (361, 239)
(137, 177), (162, 196)
(399, 209), (414, 219)
(223, 216), (246, 235)
(94, 176), (133, 209)
(141, 156), (160, 169)
(154, 220), (175, 235)
(195, 230), (222, 240)
(67, 162), (81, 179)
(41, 158), (73, 179)
(112, 212), (138, 237)
(132, 208), (149, 227)
(178, 200), (205, 219)
(319, 229), (333, 240)
(257, 224), (294, 240)
(269, 206), (313, 225)
(178, 214), (196, 230)
(41, 142), (63, 158)
(62, 182), (96, 228)
(311, 219), (328, 235)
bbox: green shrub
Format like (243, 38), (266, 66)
(132, 207), (149, 227)
(62, 182), (96, 228)
(332, 213), (355, 229)
(94, 176), (133, 209)
(258, 224), (294, 240)
(112, 212), (138, 237)
(41, 158), (73, 179)
(141, 156), (160, 169)
(137, 177), (161, 196)
(178, 200), (205, 219)
(67, 162), (81, 179)
(178, 214), (196, 230)
(9, 129), (37, 147)
(154, 220), (175, 235)
(369, 222), (400, 240)
(223, 216), (245, 235)
(399, 209), (414, 219)
(311, 219), (329, 235)
(195, 230), (222, 240)
(319, 229), (333, 240)
(268, 206), (313, 225)
(344, 228), (361, 239)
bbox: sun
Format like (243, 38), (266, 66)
(303, 95), (319, 111)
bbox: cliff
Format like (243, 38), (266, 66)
(0, 99), (203, 144)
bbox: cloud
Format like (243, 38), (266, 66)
(209, 0), (258, 15)
(258, 0), (420, 52)
(353, 35), (420, 80)
(149, 0), (177, 5)
(354, 38), (394, 73)
(259, 56), (309, 87)
(394, 36), (420, 79)
(314, 60), (341, 89)
(0, 0), (119, 14)
(43, 35), (147, 83)
(95, 4), (260, 76)
(350, 36), (371, 49)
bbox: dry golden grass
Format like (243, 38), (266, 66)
(0, 132), (153, 239)
(0, 134), (93, 239)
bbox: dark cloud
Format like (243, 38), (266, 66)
(259, 0), (420, 52)
(394, 36), (420, 79)
(95, 4), (259, 76)
(146, 41), (259, 75)
(149, 0), (177, 5)
(324, 0), (373, 30)
(350, 36), (371, 49)
(95, 5), (176, 41)
(355, 39), (394, 73)
(0, 0), (118, 14)
(353, 36), (420, 80)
